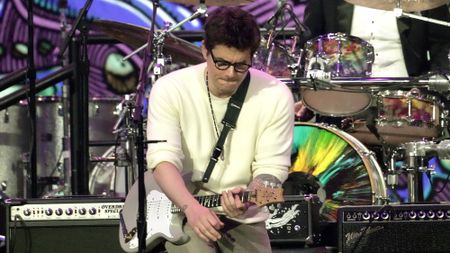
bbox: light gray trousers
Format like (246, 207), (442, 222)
(165, 218), (272, 253)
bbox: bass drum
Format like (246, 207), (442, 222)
(291, 122), (386, 221)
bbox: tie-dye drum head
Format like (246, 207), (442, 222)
(290, 122), (386, 221)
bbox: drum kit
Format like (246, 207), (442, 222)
(0, 0), (449, 223)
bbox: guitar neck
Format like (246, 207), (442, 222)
(171, 191), (252, 213)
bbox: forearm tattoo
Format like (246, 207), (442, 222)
(249, 174), (282, 190)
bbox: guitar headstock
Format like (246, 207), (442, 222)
(249, 183), (284, 207)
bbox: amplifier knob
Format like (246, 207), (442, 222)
(89, 208), (97, 215)
(23, 209), (31, 216)
(427, 210), (435, 219)
(445, 210), (450, 218)
(362, 212), (370, 220)
(55, 208), (63, 216)
(65, 208), (73, 215)
(45, 208), (53, 216)
(79, 208), (87, 215)
(381, 212), (389, 220)
(372, 212), (380, 220)
(408, 211), (417, 219)
(418, 210), (426, 219)
(436, 210), (444, 219)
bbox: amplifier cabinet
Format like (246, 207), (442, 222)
(266, 194), (321, 246)
(0, 198), (125, 253)
(338, 204), (450, 253)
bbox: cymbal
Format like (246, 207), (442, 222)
(92, 20), (204, 64)
(165, 0), (254, 6)
(345, 0), (448, 12)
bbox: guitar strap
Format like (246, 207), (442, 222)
(202, 72), (251, 183)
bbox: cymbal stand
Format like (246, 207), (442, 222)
(122, 3), (207, 62)
(58, 0), (72, 196)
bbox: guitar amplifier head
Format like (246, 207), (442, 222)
(338, 203), (450, 253)
(265, 194), (321, 246)
(0, 197), (124, 253)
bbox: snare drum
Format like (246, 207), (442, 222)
(301, 33), (374, 116)
(291, 122), (386, 221)
(349, 89), (443, 145)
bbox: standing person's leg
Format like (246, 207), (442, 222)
(217, 219), (272, 253)
(165, 223), (219, 253)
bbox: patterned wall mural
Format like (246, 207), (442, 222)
(0, 0), (307, 97)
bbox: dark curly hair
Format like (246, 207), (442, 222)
(204, 7), (261, 55)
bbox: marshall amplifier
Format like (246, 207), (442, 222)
(338, 203), (450, 253)
(0, 197), (124, 253)
(266, 194), (321, 246)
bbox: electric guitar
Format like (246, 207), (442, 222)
(118, 171), (284, 252)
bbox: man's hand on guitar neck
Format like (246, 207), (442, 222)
(221, 187), (248, 218)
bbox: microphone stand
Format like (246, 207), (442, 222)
(56, 0), (93, 195)
(131, 1), (208, 251)
(134, 1), (159, 251)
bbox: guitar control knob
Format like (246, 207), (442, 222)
(55, 208), (63, 216)
(79, 208), (86, 215)
(45, 208), (53, 216)
(23, 209), (31, 216)
(88, 208), (97, 215)
(65, 208), (73, 215)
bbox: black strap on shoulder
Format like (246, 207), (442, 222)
(202, 72), (251, 183)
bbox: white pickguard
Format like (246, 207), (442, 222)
(119, 172), (188, 252)
(128, 190), (176, 249)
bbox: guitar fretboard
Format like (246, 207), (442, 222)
(171, 191), (252, 213)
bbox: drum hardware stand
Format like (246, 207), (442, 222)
(400, 142), (438, 203)
(393, 7), (450, 27)
(387, 149), (401, 189)
(112, 94), (138, 196)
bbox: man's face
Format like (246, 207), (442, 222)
(201, 43), (252, 98)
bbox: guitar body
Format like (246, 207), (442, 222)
(119, 171), (283, 252)
(119, 171), (189, 252)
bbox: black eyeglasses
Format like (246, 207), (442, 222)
(209, 50), (252, 73)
